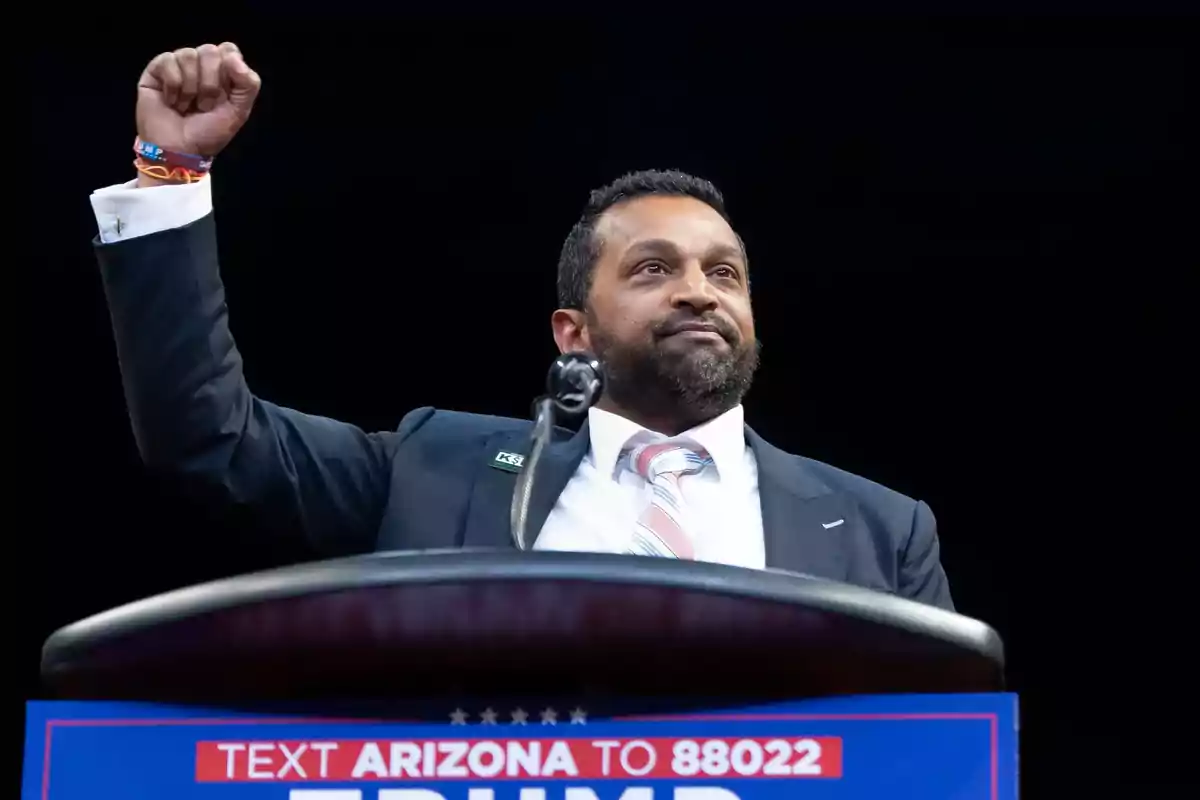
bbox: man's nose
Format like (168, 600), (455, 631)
(670, 265), (719, 312)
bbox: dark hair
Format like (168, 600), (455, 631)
(556, 169), (734, 311)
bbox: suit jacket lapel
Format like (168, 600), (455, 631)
(746, 426), (855, 582)
(462, 420), (591, 550)
(525, 420), (591, 548)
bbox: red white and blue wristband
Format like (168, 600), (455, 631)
(132, 137), (212, 183)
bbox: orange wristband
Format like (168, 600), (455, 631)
(133, 157), (207, 184)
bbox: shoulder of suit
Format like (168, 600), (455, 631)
(394, 406), (576, 441)
(807, 455), (916, 502)
(762, 438), (920, 508)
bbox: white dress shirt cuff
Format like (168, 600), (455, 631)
(90, 176), (214, 244)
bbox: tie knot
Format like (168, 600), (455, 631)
(625, 439), (712, 481)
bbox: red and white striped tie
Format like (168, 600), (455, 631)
(624, 440), (714, 560)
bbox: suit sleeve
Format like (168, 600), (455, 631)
(92, 177), (403, 556)
(899, 500), (955, 611)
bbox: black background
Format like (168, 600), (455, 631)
(25, 11), (1195, 794)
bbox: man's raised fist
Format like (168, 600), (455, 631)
(136, 42), (261, 159)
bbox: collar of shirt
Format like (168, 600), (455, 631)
(585, 404), (747, 482)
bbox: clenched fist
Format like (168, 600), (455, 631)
(137, 42), (261, 159)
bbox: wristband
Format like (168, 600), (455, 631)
(133, 137), (213, 174)
(133, 156), (208, 184)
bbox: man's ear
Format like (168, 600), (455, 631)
(551, 308), (589, 354)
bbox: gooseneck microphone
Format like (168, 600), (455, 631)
(510, 352), (605, 550)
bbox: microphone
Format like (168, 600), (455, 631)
(510, 352), (605, 550)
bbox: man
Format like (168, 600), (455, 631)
(91, 42), (954, 610)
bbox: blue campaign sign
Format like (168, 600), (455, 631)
(23, 693), (1016, 800)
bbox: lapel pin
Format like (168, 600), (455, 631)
(490, 451), (525, 473)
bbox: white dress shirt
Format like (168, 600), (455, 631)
(88, 175), (768, 568)
(535, 406), (766, 570)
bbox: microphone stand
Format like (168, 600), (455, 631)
(509, 395), (555, 551)
(509, 352), (604, 551)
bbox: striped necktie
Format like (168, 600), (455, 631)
(623, 440), (713, 560)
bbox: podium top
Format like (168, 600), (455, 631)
(42, 550), (1003, 705)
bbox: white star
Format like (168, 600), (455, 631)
(569, 707), (587, 724)
(540, 707), (558, 725)
(480, 707), (498, 724)
(511, 707), (529, 725)
(449, 708), (468, 725)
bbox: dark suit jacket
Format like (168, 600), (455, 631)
(94, 213), (954, 610)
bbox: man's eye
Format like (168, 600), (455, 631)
(640, 262), (668, 274)
(712, 265), (738, 279)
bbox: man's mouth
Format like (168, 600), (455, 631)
(671, 322), (721, 334)
(662, 322), (729, 342)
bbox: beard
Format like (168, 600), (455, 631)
(586, 309), (760, 433)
